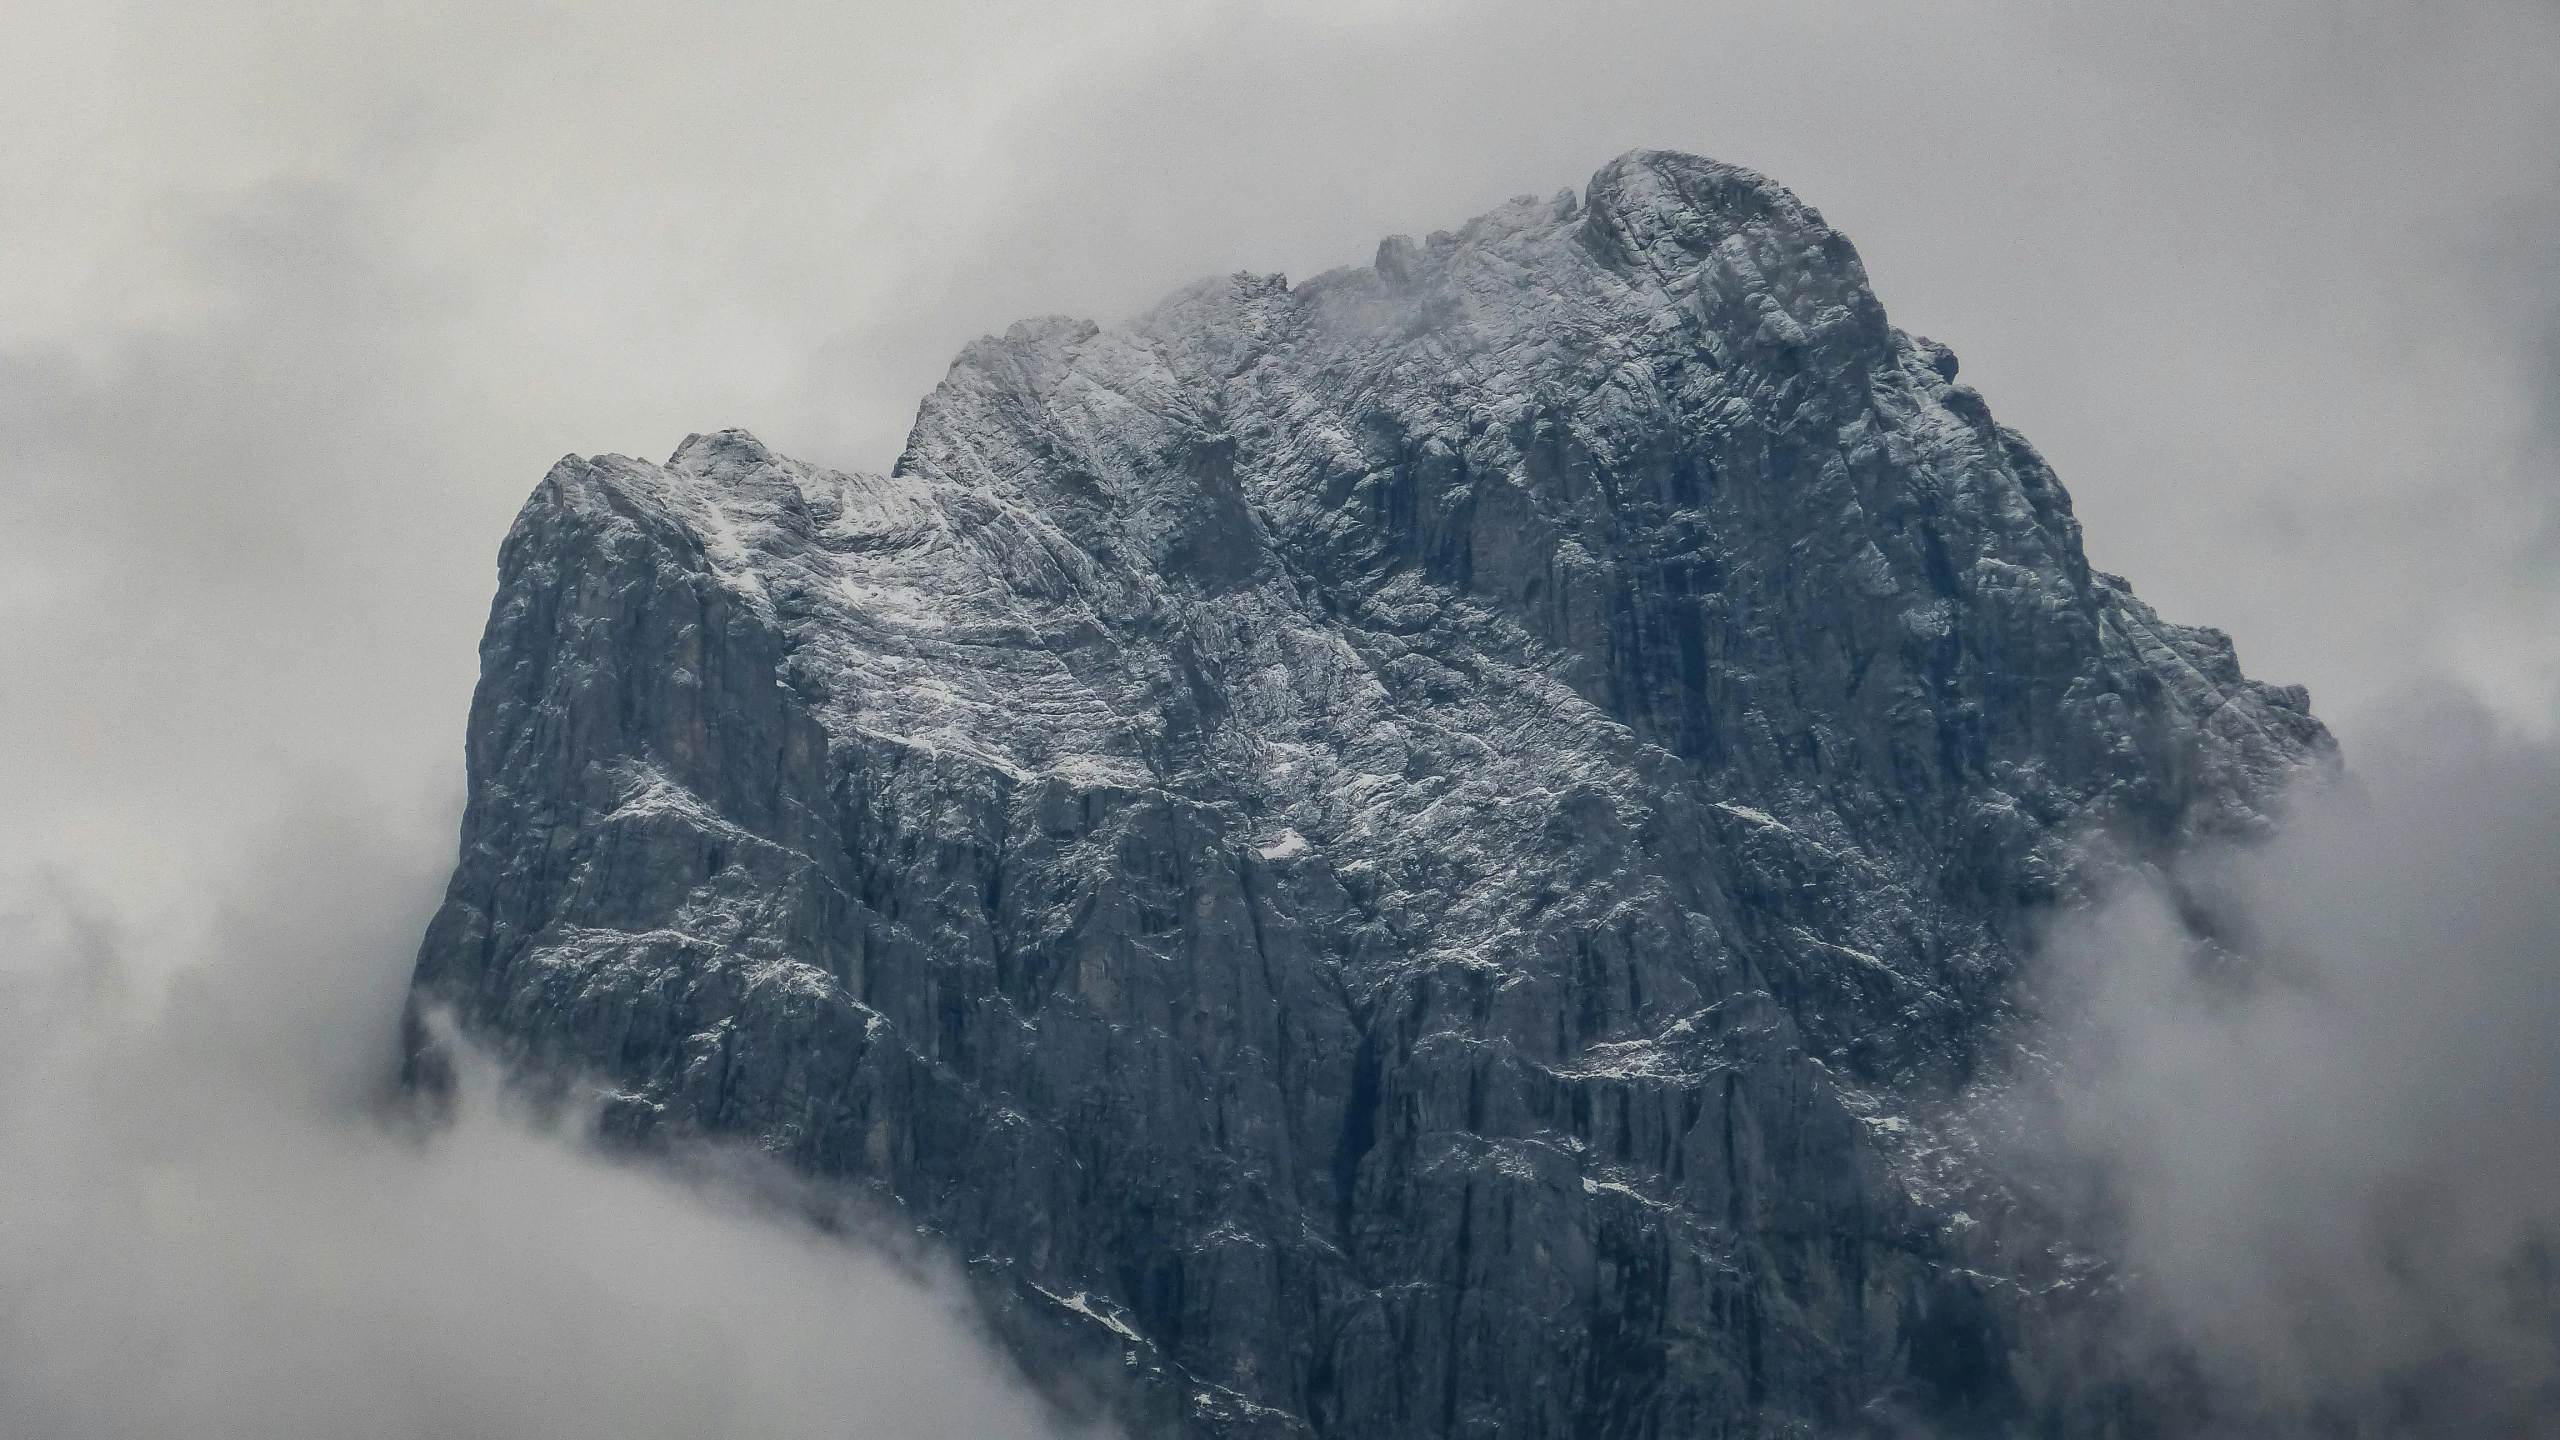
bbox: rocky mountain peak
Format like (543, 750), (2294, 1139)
(412, 150), (2332, 1438)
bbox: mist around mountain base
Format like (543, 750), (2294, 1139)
(0, 810), (1091, 1440)
(2030, 694), (2560, 1434)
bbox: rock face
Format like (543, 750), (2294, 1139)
(410, 151), (2331, 1437)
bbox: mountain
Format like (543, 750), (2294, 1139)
(407, 150), (2332, 1436)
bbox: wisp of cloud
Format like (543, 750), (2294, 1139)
(0, 808), (1087, 1440)
(2047, 699), (2560, 1432)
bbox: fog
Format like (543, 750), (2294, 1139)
(0, 807), (1076, 1439)
(2049, 702), (2560, 1429)
(3, 0), (2555, 1432)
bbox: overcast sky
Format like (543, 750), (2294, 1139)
(6, 0), (2557, 922)
(2, 4), (2555, 1430)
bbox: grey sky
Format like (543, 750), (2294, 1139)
(1, 2), (2555, 1428)
(7, 0), (2556, 916)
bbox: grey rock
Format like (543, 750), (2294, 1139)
(409, 150), (2332, 1437)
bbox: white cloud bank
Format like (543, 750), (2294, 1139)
(0, 810), (1085, 1440)
(2048, 703), (2560, 1429)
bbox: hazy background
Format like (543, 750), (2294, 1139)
(2050, 703), (2560, 1428)
(0, 811), (1075, 1439)
(8, 0), (2557, 900)
(2, 0), (2554, 1432)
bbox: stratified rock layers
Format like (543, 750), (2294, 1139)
(410, 151), (2329, 1437)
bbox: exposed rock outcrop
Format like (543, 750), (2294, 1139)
(410, 150), (2331, 1437)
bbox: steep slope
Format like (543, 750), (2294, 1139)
(409, 150), (2331, 1437)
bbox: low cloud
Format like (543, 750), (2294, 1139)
(4, 4), (2555, 1434)
(0, 808), (1082, 1440)
(2046, 697), (2560, 1430)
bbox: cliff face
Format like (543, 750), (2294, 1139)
(410, 150), (2330, 1437)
